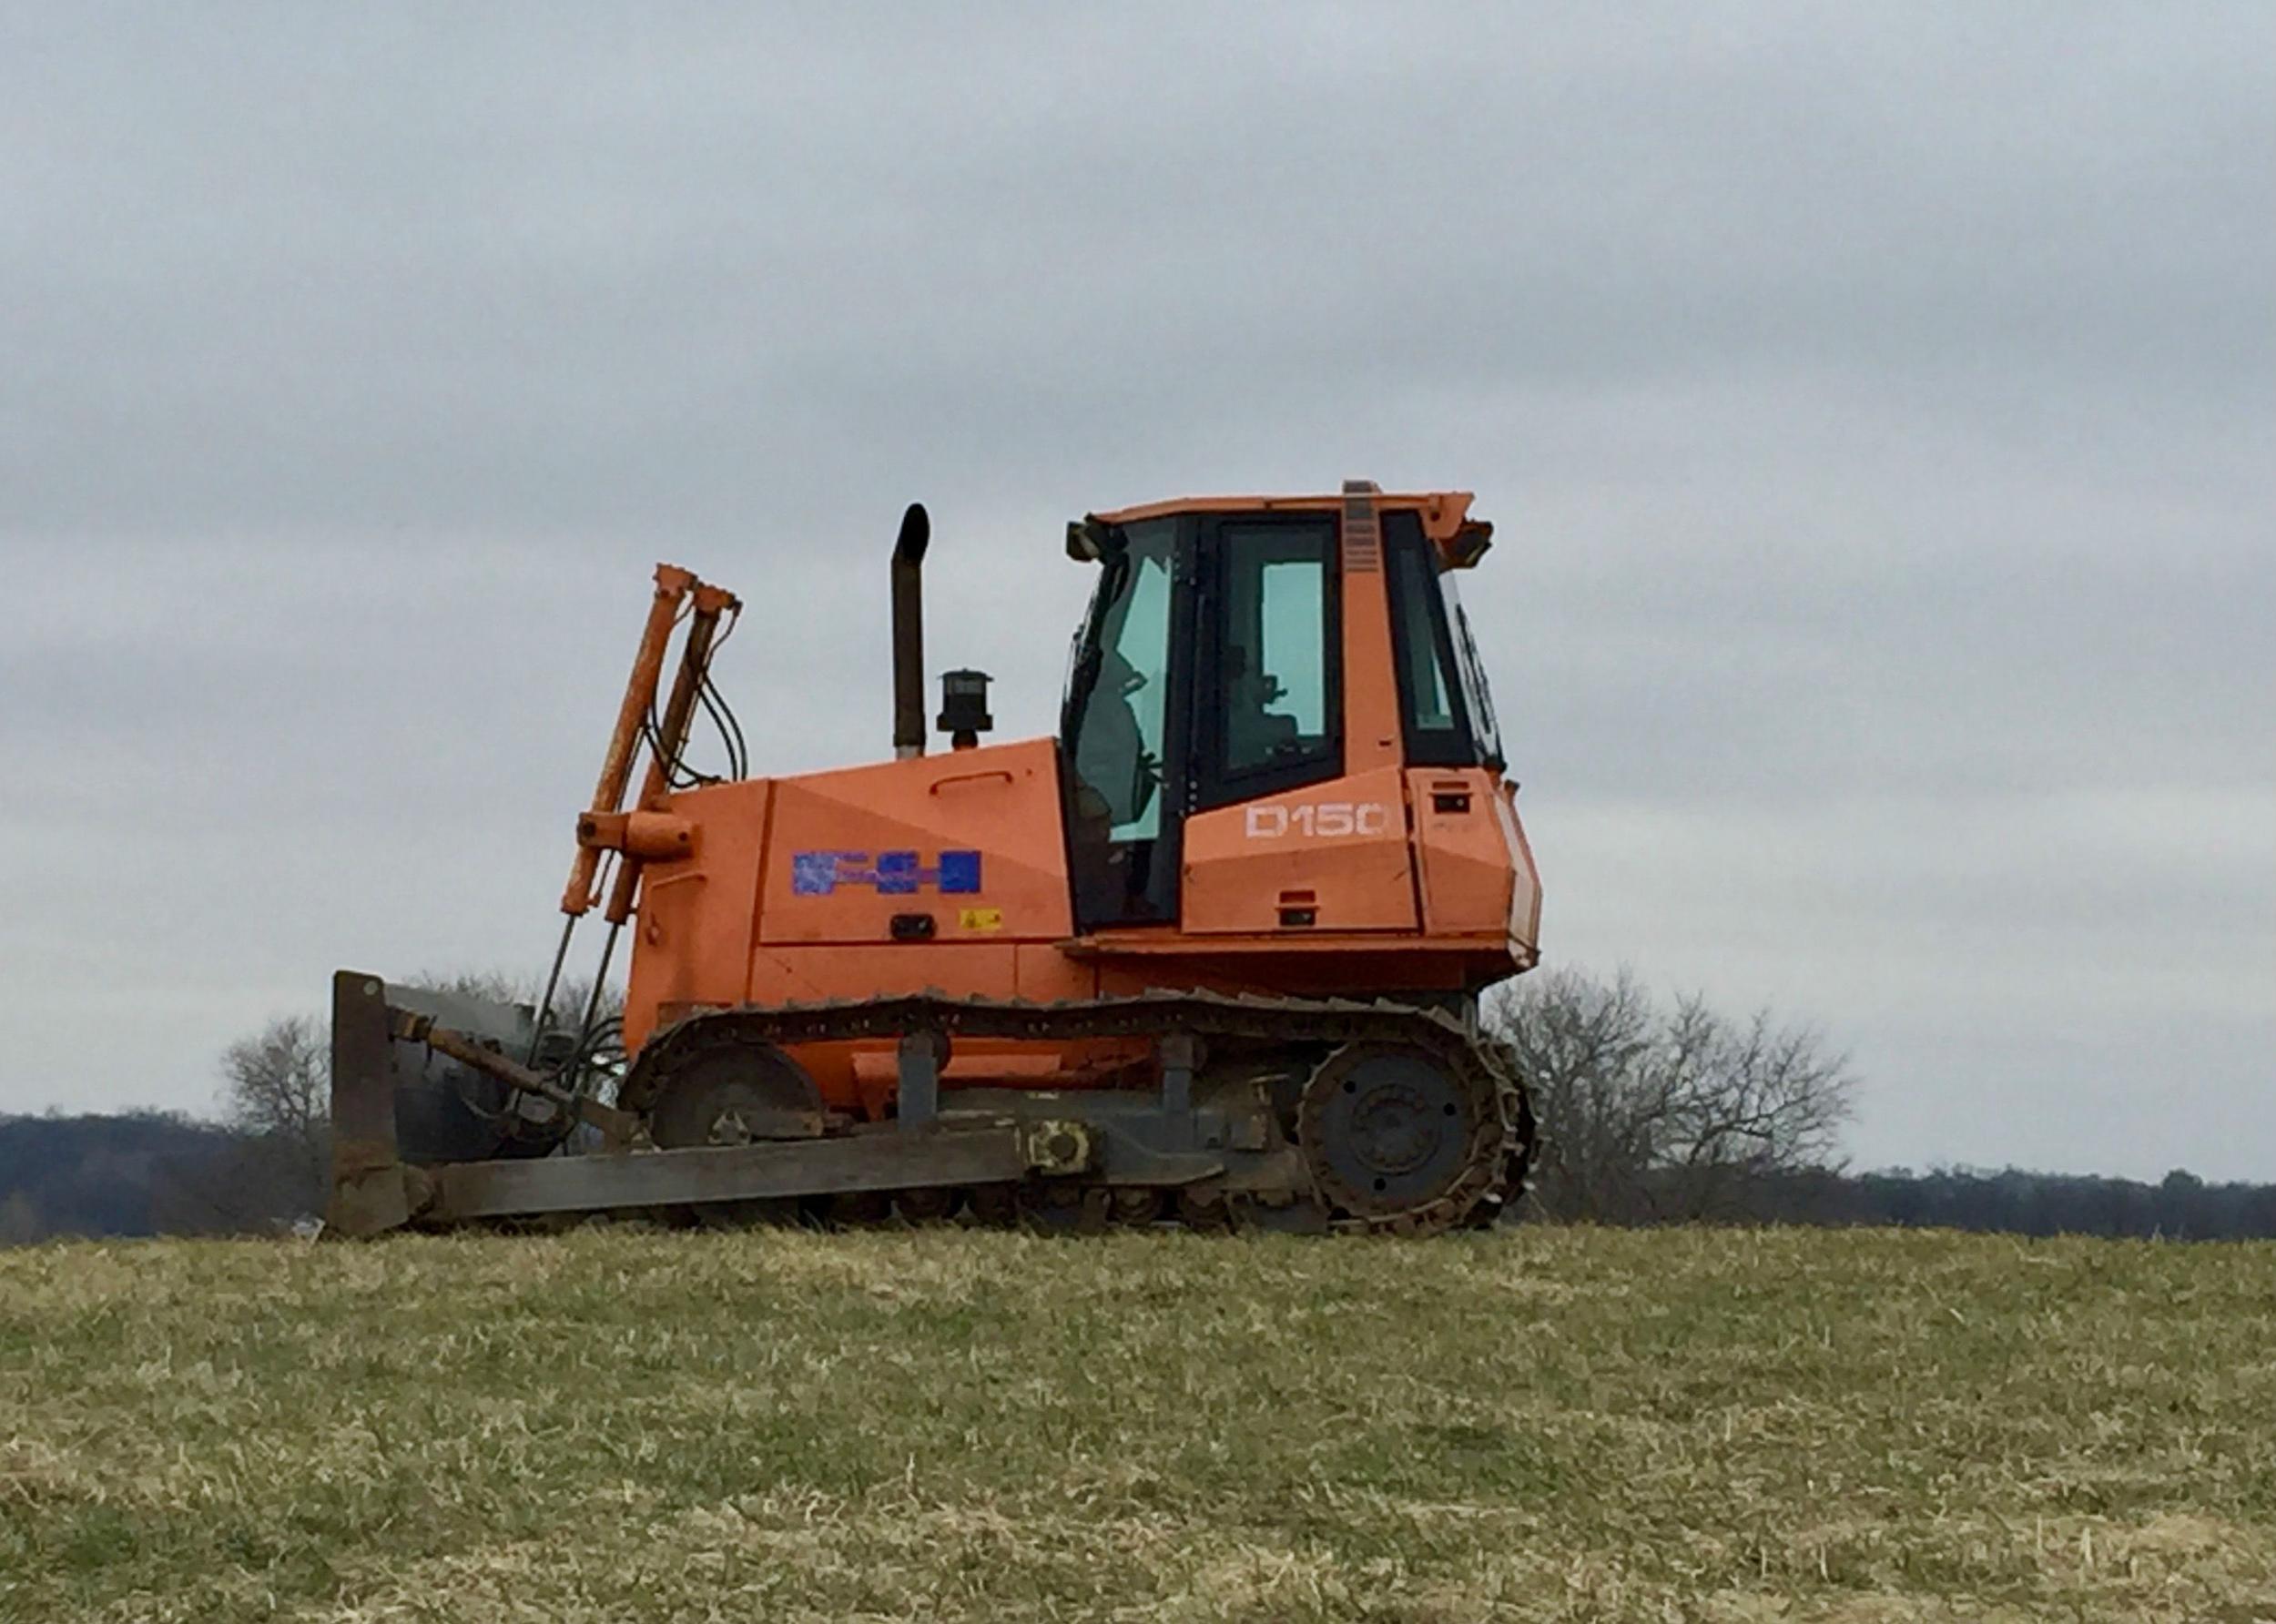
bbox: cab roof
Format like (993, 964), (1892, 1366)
(1086, 482), (1494, 568)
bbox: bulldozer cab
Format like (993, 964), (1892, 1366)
(1061, 486), (1506, 932)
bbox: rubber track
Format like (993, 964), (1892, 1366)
(626, 990), (1534, 1236)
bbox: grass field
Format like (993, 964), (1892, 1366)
(2, 1225), (2271, 1622)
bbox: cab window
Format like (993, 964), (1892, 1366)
(1197, 516), (1340, 807)
(1066, 519), (1176, 841)
(1384, 511), (1482, 767)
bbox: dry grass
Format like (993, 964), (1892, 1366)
(2, 1224), (2272, 1621)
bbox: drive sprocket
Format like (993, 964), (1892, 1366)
(1298, 1040), (1513, 1233)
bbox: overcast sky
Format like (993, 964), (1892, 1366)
(2, 4), (2270, 1179)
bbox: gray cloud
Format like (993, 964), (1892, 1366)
(3, 3), (2270, 1177)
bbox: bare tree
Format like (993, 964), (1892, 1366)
(218, 1014), (332, 1214)
(220, 1016), (330, 1143)
(1648, 993), (1855, 1217)
(1489, 967), (1660, 1222)
(1489, 967), (1856, 1223)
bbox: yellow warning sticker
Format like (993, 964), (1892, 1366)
(959, 907), (1004, 933)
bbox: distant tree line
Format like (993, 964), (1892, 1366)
(4, 967), (2269, 1243)
(0, 1111), (307, 1241)
(0, 990), (371, 1240)
(1683, 1162), (2276, 1241)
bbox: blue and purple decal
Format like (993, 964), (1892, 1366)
(792, 849), (982, 897)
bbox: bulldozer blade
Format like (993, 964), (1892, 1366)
(326, 969), (574, 1236)
(328, 970), (412, 1237)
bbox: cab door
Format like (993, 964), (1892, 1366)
(1179, 513), (1420, 934)
(1062, 515), (1192, 930)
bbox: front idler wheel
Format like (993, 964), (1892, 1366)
(649, 1044), (821, 1228)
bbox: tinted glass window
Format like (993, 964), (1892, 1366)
(1384, 512), (1477, 766)
(1067, 519), (1175, 841)
(1221, 524), (1332, 775)
(1402, 580), (1456, 731)
(1197, 519), (1339, 806)
(1441, 573), (1505, 770)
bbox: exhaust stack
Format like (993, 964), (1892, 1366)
(891, 502), (930, 759)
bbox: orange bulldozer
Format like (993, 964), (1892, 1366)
(328, 481), (1540, 1236)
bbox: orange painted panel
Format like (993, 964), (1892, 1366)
(1407, 768), (1540, 958)
(1015, 943), (1097, 1002)
(1181, 765), (1418, 934)
(749, 943), (1021, 1003)
(1339, 488), (1405, 777)
(1082, 937), (1488, 998)
(756, 736), (1072, 946)
(1407, 768), (1510, 937)
(622, 777), (771, 1051)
